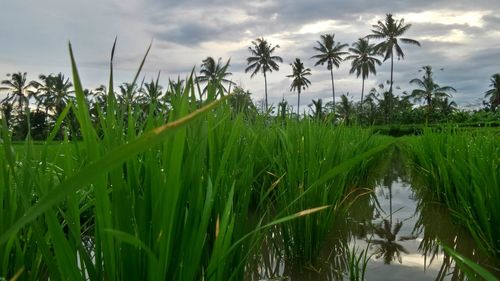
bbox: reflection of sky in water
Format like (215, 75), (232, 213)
(358, 178), (447, 281)
(247, 167), (494, 281)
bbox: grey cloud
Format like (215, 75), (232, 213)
(156, 23), (223, 46)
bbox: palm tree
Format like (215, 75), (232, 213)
(0, 72), (39, 116)
(139, 73), (163, 105)
(228, 86), (256, 116)
(197, 57), (235, 100)
(345, 38), (382, 108)
(367, 14), (421, 95)
(435, 97), (457, 116)
(363, 91), (378, 125)
(409, 66), (456, 121)
(118, 82), (139, 108)
(336, 94), (354, 124)
(311, 34), (348, 110)
(38, 73), (73, 118)
(369, 82), (396, 124)
(485, 73), (500, 112)
(287, 58), (311, 116)
(309, 99), (326, 120)
(164, 77), (185, 106)
(245, 37), (283, 110)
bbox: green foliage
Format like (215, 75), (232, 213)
(311, 33), (348, 109)
(405, 130), (500, 259)
(265, 121), (393, 261)
(245, 37), (283, 110)
(0, 43), (396, 281)
(287, 58), (312, 115)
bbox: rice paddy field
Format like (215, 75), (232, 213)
(1, 50), (499, 281)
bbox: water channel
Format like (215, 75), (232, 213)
(247, 153), (499, 280)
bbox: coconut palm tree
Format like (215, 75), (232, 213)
(164, 77), (185, 107)
(311, 34), (348, 110)
(409, 66), (456, 121)
(0, 72), (39, 116)
(118, 82), (139, 108)
(485, 73), (500, 112)
(287, 58), (312, 116)
(345, 38), (382, 108)
(139, 73), (163, 105)
(366, 14), (421, 95)
(197, 57), (235, 100)
(435, 97), (457, 117)
(38, 73), (73, 118)
(228, 86), (256, 116)
(336, 94), (355, 124)
(245, 37), (283, 110)
(369, 82), (396, 124)
(309, 99), (326, 120)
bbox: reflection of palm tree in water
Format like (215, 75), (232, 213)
(371, 162), (413, 265)
(371, 219), (409, 264)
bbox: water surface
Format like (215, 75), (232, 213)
(247, 156), (499, 280)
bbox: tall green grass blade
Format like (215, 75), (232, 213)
(442, 244), (499, 281)
(0, 94), (231, 246)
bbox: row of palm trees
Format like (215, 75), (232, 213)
(1, 13), (499, 133)
(243, 14), (421, 115)
(0, 67), (497, 139)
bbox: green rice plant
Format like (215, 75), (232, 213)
(1, 42), (364, 281)
(346, 241), (372, 281)
(261, 120), (394, 262)
(0, 41), (402, 280)
(0, 43), (264, 280)
(442, 244), (499, 281)
(405, 129), (500, 260)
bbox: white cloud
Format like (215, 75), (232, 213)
(402, 10), (490, 28)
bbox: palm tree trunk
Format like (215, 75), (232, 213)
(389, 183), (393, 226)
(360, 77), (365, 111)
(330, 68), (335, 111)
(18, 97), (24, 117)
(264, 71), (268, 111)
(389, 51), (394, 95)
(389, 51), (394, 124)
(297, 89), (301, 117)
(426, 95), (432, 124)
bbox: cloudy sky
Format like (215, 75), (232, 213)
(1, 0), (499, 110)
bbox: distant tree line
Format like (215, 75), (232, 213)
(1, 14), (499, 140)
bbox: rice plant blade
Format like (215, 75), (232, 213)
(0, 93), (231, 246)
(130, 41), (152, 90)
(104, 229), (159, 268)
(441, 244), (498, 281)
(263, 205), (331, 228)
(45, 102), (72, 143)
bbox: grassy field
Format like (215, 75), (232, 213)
(404, 129), (500, 260)
(0, 59), (395, 280)
(1, 47), (498, 281)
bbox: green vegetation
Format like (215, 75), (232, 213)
(1, 12), (499, 281)
(405, 129), (500, 260)
(0, 42), (397, 280)
(366, 13), (421, 95)
(245, 37), (283, 111)
(287, 58), (312, 115)
(311, 33), (348, 110)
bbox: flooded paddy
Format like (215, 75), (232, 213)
(247, 154), (499, 281)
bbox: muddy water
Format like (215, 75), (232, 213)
(247, 157), (499, 281)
